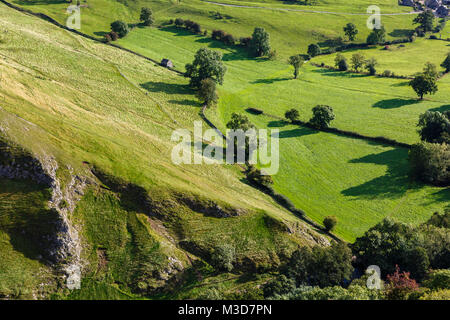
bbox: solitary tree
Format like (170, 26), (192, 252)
(211, 244), (236, 272)
(423, 62), (439, 80)
(366, 26), (386, 45)
(307, 44), (321, 57)
(417, 111), (450, 143)
(226, 113), (256, 161)
(351, 53), (365, 71)
(335, 53), (348, 71)
(309, 105), (335, 129)
(285, 108), (300, 122)
(185, 48), (227, 88)
(343, 23), (358, 41)
(409, 74), (438, 100)
(197, 78), (218, 107)
(250, 27), (271, 57)
(140, 7), (154, 26)
(413, 10), (435, 33)
(226, 113), (255, 131)
(323, 216), (338, 232)
(110, 20), (129, 38)
(441, 52), (450, 73)
(288, 55), (304, 79)
(365, 58), (378, 75)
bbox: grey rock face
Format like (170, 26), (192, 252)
(0, 145), (87, 290)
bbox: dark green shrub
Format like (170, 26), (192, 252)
(211, 244), (236, 272)
(323, 216), (337, 232)
(110, 20), (129, 38)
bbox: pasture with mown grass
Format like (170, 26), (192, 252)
(5, 0), (450, 239)
(1, 0), (449, 299)
(311, 38), (450, 77)
(12, 0), (444, 58)
(0, 3), (331, 298)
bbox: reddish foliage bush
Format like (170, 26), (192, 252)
(385, 265), (419, 300)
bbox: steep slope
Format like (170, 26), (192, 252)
(0, 3), (327, 299)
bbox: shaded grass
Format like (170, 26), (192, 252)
(0, 179), (56, 298)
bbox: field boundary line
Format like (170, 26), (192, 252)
(257, 110), (411, 148)
(201, 104), (344, 243)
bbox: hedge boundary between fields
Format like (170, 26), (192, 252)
(0, 0), (184, 76)
(201, 105), (344, 242)
(3, 0), (366, 242)
(254, 110), (412, 149)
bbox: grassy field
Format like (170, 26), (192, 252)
(0, 0), (448, 298)
(0, 3), (331, 298)
(3, 1), (449, 240)
(115, 24), (450, 239)
(117, 26), (450, 144)
(11, 0), (435, 58)
(202, 0), (414, 13)
(312, 38), (450, 77)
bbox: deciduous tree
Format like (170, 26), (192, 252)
(409, 74), (438, 99)
(250, 27), (271, 57)
(309, 105), (335, 129)
(343, 23), (358, 41)
(185, 48), (227, 88)
(288, 55), (304, 79)
(140, 7), (154, 26)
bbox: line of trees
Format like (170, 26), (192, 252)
(409, 108), (449, 186)
(173, 18), (202, 34)
(262, 212), (450, 300)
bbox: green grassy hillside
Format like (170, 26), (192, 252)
(1, 0), (448, 298)
(0, 3), (326, 299)
(0, 179), (57, 299)
(12, 0), (438, 58)
(112, 25), (449, 239)
(3, 0), (449, 239)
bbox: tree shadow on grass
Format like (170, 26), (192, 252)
(391, 81), (410, 87)
(159, 26), (255, 62)
(14, 0), (66, 5)
(388, 29), (414, 38)
(268, 120), (288, 128)
(422, 188), (450, 207)
(311, 68), (369, 78)
(94, 31), (108, 37)
(278, 127), (317, 139)
(372, 98), (419, 109)
(251, 77), (291, 84)
(141, 81), (198, 107)
(161, 26), (202, 38)
(163, 27), (272, 62)
(0, 179), (57, 263)
(168, 99), (200, 107)
(341, 148), (420, 199)
(140, 81), (193, 95)
(428, 105), (450, 113)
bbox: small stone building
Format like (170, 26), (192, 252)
(160, 59), (173, 68)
